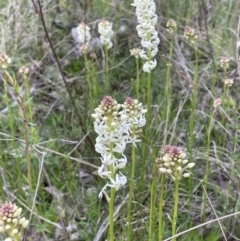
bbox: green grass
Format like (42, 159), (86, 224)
(0, 0), (239, 240)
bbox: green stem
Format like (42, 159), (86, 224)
(148, 176), (155, 241)
(3, 72), (15, 140)
(233, 106), (238, 154)
(109, 143), (115, 241)
(84, 53), (93, 111)
(148, 161), (158, 241)
(187, 45), (198, 207)
(202, 111), (214, 222)
(24, 75), (32, 122)
(188, 45), (198, 162)
(158, 174), (166, 241)
(163, 36), (174, 144)
(142, 71), (151, 179)
(220, 71), (227, 149)
(105, 46), (110, 93)
(109, 183), (116, 241)
(172, 176), (180, 241)
(127, 144), (136, 241)
(147, 72), (151, 127)
(136, 58), (140, 100)
(139, 71), (151, 195)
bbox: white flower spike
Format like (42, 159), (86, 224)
(92, 96), (147, 199)
(132, 0), (160, 72)
(98, 20), (114, 49)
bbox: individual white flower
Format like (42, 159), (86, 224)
(183, 173), (190, 178)
(143, 59), (157, 73)
(107, 173), (127, 190)
(186, 163), (195, 168)
(98, 165), (111, 178)
(98, 20), (114, 49)
(159, 168), (167, 173)
(4, 238), (12, 241)
(98, 173), (127, 200)
(98, 185), (108, 199)
(100, 153), (116, 166)
(95, 142), (109, 155)
(113, 155), (127, 170)
(112, 142), (126, 153)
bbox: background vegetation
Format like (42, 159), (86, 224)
(0, 0), (239, 240)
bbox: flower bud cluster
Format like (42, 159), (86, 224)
(92, 96), (146, 198)
(0, 202), (29, 241)
(0, 54), (11, 69)
(220, 57), (229, 71)
(184, 26), (197, 44)
(98, 20), (114, 49)
(166, 19), (177, 34)
(213, 98), (221, 109)
(122, 97), (147, 145)
(130, 48), (141, 59)
(224, 78), (233, 87)
(156, 145), (195, 181)
(19, 66), (29, 75)
(131, 0), (160, 73)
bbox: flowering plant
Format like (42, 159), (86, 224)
(92, 96), (147, 197)
(92, 96), (129, 198)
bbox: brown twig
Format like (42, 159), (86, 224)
(31, 0), (94, 150)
